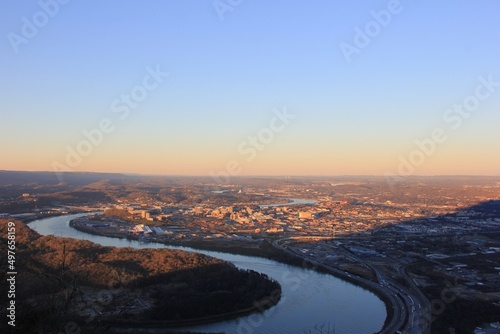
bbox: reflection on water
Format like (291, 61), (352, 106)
(259, 198), (317, 208)
(29, 214), (386, 334)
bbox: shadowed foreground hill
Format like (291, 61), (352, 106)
(0, 220), (281, 333)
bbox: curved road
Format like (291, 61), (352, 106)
(272, 237), (431, 334)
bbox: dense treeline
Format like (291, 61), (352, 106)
(0, 220), (281, 333)
(146, 264), (280, 320)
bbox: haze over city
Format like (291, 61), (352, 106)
(1, 1), (499, 176)
(2, 2), (500, 334)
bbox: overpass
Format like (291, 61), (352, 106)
(272, 237), (431, 334)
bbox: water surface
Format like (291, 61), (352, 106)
(29, 214), (385, 334)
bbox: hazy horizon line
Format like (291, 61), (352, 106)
(1, 169), (499, 178)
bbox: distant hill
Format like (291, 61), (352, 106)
(0, 170), (127, 187)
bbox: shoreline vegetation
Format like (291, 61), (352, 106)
(68, 214), (394, 331)
(14, 211), (393, 333)
(0, 219), (281, 334)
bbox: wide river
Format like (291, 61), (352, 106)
(29, 214), (386, 334)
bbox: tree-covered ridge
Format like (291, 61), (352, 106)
(0, 220), (281, 333)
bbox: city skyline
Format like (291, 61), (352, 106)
(1, 1), (500, 176)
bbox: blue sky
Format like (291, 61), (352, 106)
(1, 0), (499, 176)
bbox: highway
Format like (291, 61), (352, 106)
(352, 254), (431, 334)
(272, 238), (431, 334)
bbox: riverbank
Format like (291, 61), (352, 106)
(85, 291), (280, 331)
(28, 213), (387, 333)
(14, 217), (282, 333)
(70, 218), (319, 270)
(70, 217), (393, 332)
